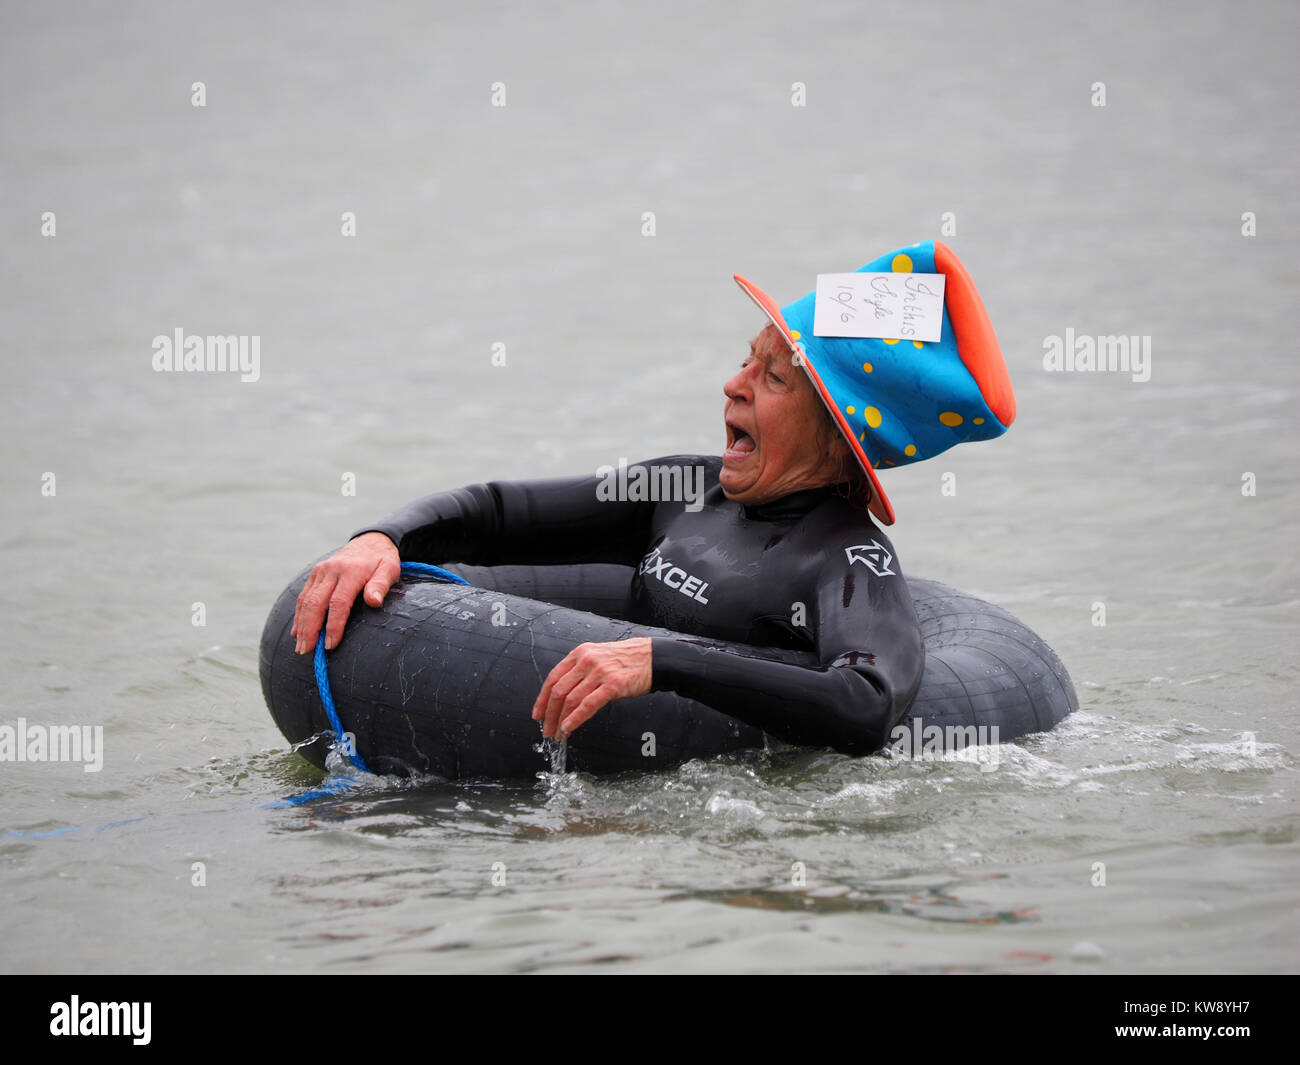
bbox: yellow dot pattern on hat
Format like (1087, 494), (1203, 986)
(862, 362), (873, 373)
(892, 254), (913, 272)
(864, 406), (882, 428)
(974, 417), (985, 425)
(883, 337), (899, 345)
(939, 411), (963, 427)
(912, 341), (924, 348)
(904, 444), (917, 457)
(846, 405), (856, 415)
(789, 330), (801, 340)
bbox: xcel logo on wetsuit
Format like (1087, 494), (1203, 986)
(638, 547), (711, 604)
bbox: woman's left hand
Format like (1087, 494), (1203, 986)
(532, 638), (653, 739)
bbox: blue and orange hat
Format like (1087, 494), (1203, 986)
(734, 240), (1015, 526)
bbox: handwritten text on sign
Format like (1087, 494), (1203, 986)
(812, 272), (947, 343)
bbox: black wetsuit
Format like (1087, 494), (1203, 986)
(354, 455), (924, 756)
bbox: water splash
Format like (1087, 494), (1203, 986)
(539, 736), (567, 774)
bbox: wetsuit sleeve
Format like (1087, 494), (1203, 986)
(649, 550), (925, 756)
(349, 456), (697, 568)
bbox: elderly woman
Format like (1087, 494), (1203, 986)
(291, 241), (1015, 757)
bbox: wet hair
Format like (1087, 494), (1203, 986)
(829, 444), (872, 511)
(817, 415), (870, 510)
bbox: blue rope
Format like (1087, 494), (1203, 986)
(312, 562), (472, 774)
(259, 773), (365, 808)
(397, 562), (472, 586)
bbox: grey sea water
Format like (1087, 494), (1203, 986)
(0, 0), (1296, 974)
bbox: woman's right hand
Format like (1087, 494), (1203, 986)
(291, 532), (402, 654)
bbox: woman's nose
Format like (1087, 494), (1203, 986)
(723, 366), (751, 401)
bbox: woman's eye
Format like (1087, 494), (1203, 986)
(769, 371), (784, 384)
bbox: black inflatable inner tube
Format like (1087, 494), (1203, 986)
(260, 562), (1077, 780)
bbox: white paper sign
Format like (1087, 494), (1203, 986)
(813, 272), (946, 343)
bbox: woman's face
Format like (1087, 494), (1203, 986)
(721, 324), (850, 505)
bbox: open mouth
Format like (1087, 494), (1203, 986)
(725, 420), (756, 457)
